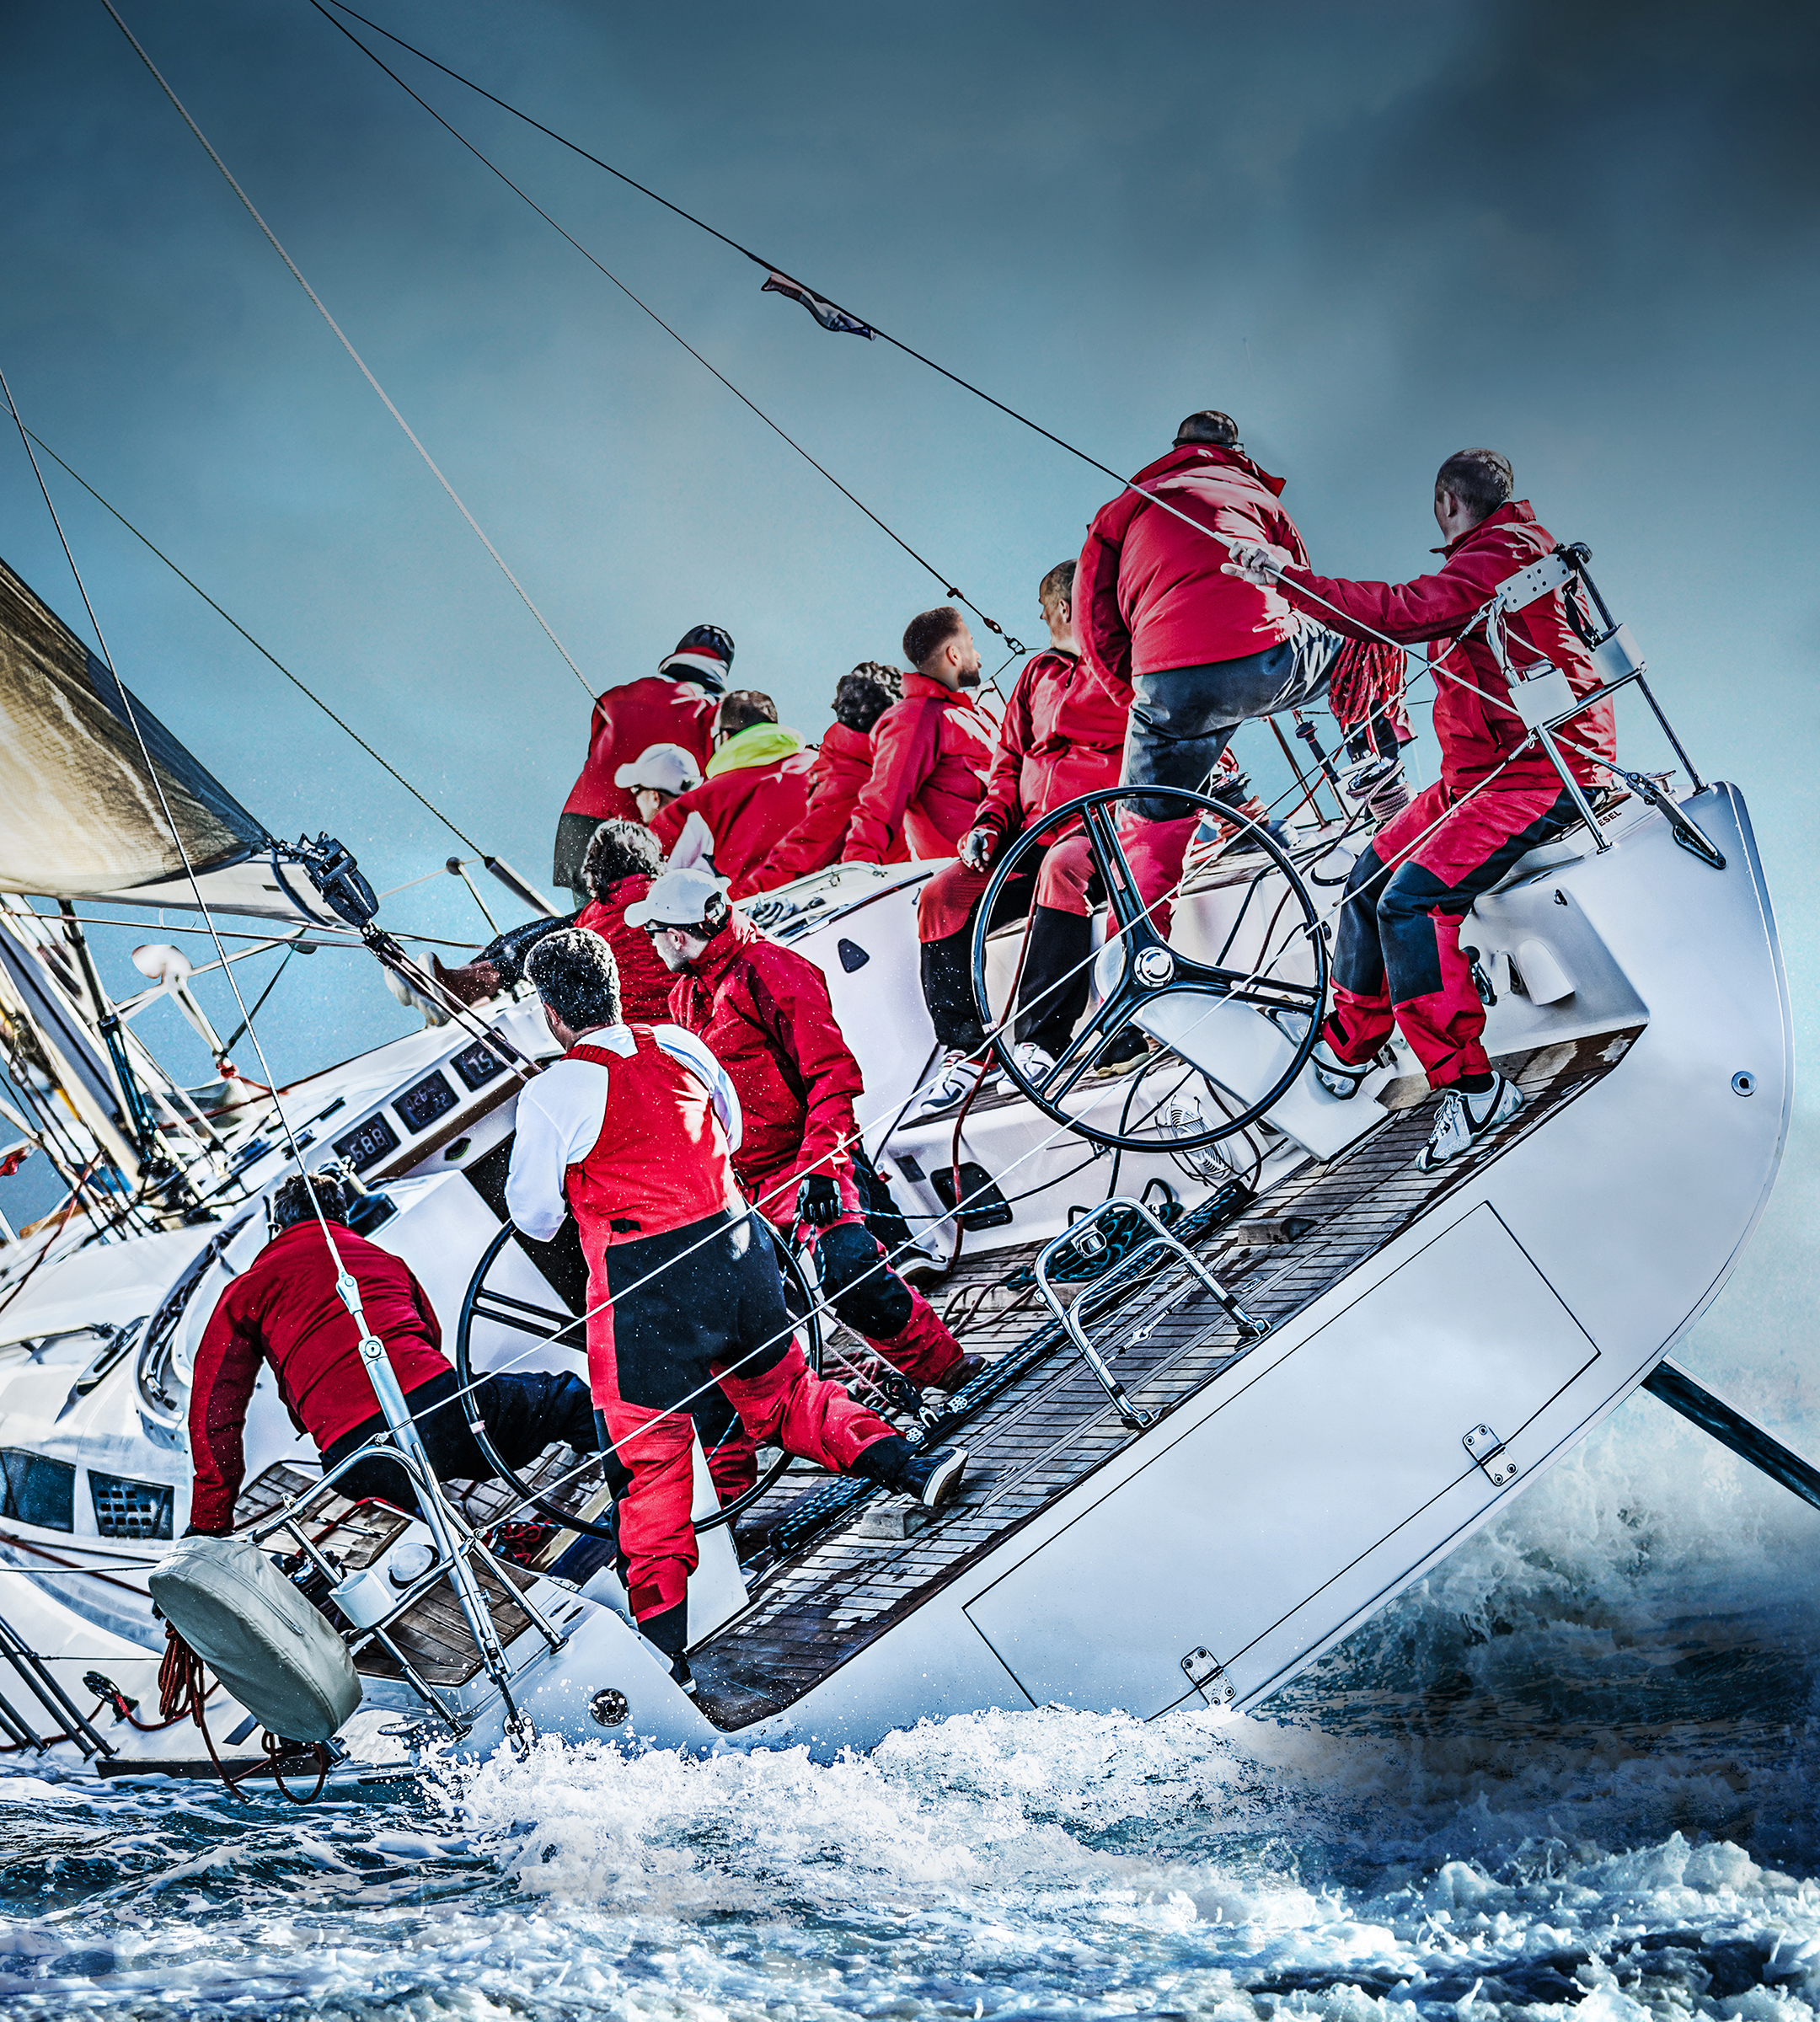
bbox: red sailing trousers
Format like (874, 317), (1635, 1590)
(1323, 778), (1576, 1088)
(589, 1209), (898, 1623)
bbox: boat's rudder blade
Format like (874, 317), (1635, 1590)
(1643, 1360), (1820, 1516)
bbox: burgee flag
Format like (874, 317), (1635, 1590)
(761, 272), (875, 339)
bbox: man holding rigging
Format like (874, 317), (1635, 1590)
(1223, 447), (1616, 1172)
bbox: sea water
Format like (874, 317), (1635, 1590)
(3, 1226), (1817, 2018)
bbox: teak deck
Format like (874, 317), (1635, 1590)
(690, 1028), (1638, 1729)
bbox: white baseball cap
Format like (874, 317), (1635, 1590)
(622, 864), (732, 932)
(613, 742), (703, 795)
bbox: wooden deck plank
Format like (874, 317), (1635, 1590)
(693, 1028), (1639, 1730)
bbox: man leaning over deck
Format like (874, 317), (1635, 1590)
(503, 928), (967, 1692)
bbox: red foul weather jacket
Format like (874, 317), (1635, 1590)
(189, 1222), (449, 1533)
(1077, 444), (1310, 687)
(745, 723), (908, 891)
(561, 676), (717, 825)
(666, 911), (864, 1219)
(650, 747), (816, 897)
(972, 650), (1131, 849)
(843, 674), (996, 864)
(575, 875), (675, 1024)
(1275, 501), (1616, 794)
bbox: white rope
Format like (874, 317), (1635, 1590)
(98, 0), (596, 704)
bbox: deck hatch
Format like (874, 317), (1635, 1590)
(963, 1203), (1598, 1719)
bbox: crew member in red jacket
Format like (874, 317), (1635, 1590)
(1226, 448), (1618, 1172)
(436, 821), (677, 1024)
(651, 691), (816, 896)
(506, 928), (966, 1687)
(908, 562), (1133, 1114)
(843, 607), (996, 865)
(186, 1169), (598, 1533)
(1078, 412), (1352, 931)
(554, 624), (730, 901)
(634, 865), (978, 1465)
(746, 666), (907, 891)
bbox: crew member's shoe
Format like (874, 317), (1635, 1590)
(1416, 1073), (1524, 1173)
(907, 1050), (984, 1121)
(1311, 1037), (1378, 1100)
(1085, 1026), (1151, 1079)
(933, 1352), (987, 1393)
(898, 1446), (969, 1509)
(640, 1600), (698, 1694)
(998, 1041), (1056, 1091)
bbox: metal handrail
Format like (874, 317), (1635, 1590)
(1032, 1196), (1269, 1430)
(248, 1430), (567, 1741)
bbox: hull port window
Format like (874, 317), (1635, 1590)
(0, 1450), (76, 1532)
(88, 1470), (174, 1542)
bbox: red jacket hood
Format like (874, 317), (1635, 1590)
(1130, 441), (1288, 500)
(1436, 499), (1538, 558)
(684, 908), (764, 992)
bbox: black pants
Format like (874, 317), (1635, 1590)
(1124, 625), (1348, 820)
(922, 900), (1098, 1060)
(322, 1365), (598, 1509)
(921, 861), (1102, 1056)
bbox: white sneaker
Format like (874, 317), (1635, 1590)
(1416, 1073), (1524, 1173)
(1310, 1037), (1393, 1100)
(997, 1040), (1056, 1091)
(1311, 1037), (1367, 1100)
(907, 1050), (982, 1121)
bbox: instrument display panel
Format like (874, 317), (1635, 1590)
(332, 1113), (401, 1173)
(395, 1071), (459, 1135)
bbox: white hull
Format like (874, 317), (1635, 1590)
(0, 784), (1788, 1771)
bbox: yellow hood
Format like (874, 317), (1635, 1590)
(705, 722), (806, 779)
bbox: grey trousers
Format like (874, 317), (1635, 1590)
(1123, 623), (1349, 819)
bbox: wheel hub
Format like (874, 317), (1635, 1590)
(1134, 945), (1176, 987)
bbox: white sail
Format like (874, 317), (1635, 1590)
(0, 554), (335, 924)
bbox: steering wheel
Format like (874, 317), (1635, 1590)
(969, 784), (1328, 1153)
(455, 1217), (823, 1537)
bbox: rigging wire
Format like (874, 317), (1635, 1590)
(304, 0), (1028, 660)
(311, 0), (1147, 495)
(2, 358), (359, 1242)
(97, 0), (597, 705)
(302, 0), (1442, 699)
(17, 428), (486, 855)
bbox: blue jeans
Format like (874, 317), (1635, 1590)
(1122, 624), (1348, 819)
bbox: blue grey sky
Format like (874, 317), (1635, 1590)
(2, 0), (1817, 1262)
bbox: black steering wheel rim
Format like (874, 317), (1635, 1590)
(968, 783), (1329, 1151)
(454, 1217), (823, 1538)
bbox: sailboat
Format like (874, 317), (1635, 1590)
(0, 6), (1805, 1789)
(0, 511), (1800, 1782)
